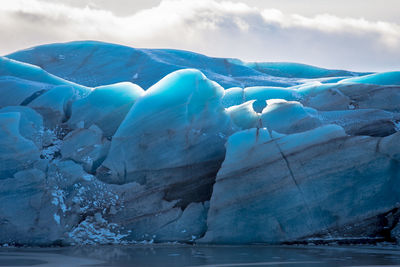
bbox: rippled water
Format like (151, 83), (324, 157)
(1, 245), (400, 267)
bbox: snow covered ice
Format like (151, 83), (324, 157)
(1, 41), (400, 246)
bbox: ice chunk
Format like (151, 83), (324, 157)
(298, 83), (352, 111)
(226, 101), (260, 130)
(379, 131), (400, 161)
(68, 82), (144, 137)
(244, 86), (298, 112)
(221, 128), (272, 175)
(154, 202), (208, 242)
(221, 87), (244, 108)
(60, 125), (110, 172)
(261, 101), (321, 134)
(28, 85), (88, 128)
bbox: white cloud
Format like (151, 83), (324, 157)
(1, 0), (400, 71)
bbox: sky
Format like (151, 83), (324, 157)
(1, 0), (400, 72)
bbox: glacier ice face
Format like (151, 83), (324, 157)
(0, 112), (40, 180)
(153, 202), (209, 242)
(202, 125), (400, 244)
(100, 69), (233, 205)
(68, 82), (144, 137)
(81, 69), (234, 244)
(0, 160), (128, 245)
(1, 42), (400, 246)
(299, 83), (400, 112)
(0, 106), (44, 148)
(60, 125), (110, 173)
(0, 168), (52, 244)
(319, 109), (399, 137)
(379, 131), (400, 161)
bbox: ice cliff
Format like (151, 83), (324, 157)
(1, 41), (400, 246)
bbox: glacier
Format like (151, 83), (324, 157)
(0, 41), (400, 246)
(6, 41), (367, 89)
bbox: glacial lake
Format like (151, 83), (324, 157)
(1, 245), (400, 266)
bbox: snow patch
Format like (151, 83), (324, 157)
(82, 173), (94, 181)
(348, 103), (356, 110)
(393, 120), (400, 132)
(41, 128), (62, 160)
(68, 214), (127, 245)
(72, 181), (120, 214)
(53, 213), (60, 225)
(51, 186), (67, 213)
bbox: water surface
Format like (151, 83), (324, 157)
(1, 244), (400, 266)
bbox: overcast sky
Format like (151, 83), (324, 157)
(1, 0), (400, 72)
